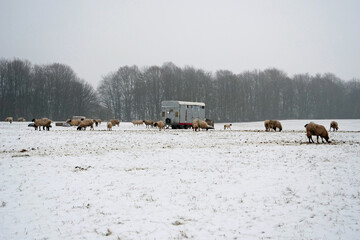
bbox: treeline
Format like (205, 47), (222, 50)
(0, 59), (102, 121)
(1, 59), (359, 122)
(98, 62), (360, 121)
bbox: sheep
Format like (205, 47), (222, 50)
(107, 121), (112, 131)
(330, 121), (338, 131)
(199, 120), (214, 131)
(36, 118), (52, 130)
(304, 122), (330, 143)
(192, 118), (213, 131)
(224, 124), (232, 130)
(96, 119), (102, 124)
(154, 120), (165, 131)
(265, 120), (282, 132)
(192, 118), (200, 131)
(131, 120), (143, 126)
(5, 117), (13, 124)
(66, 118), (82, 126)
(77, 119), (94, 130)
(32, 118), (52, 131)
(143, 120), (154, 128)
(110, 119), (120, 127)
(17, 117), (26, 122)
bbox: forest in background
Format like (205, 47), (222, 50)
(1, 59), (359, 122)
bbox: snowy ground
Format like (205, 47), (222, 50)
(0, 119), (360, 240)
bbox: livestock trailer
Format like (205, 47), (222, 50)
(161, 100), (205, 129)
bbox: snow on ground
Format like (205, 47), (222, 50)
(0, 119), (360, 239)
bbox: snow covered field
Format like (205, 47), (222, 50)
(1, 119), (360, 240)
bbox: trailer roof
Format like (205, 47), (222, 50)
(161, 100), (205, 106)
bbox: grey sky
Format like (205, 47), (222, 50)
(1, 0), (359, 87)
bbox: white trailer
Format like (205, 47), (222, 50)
(161, 100), (205, 129)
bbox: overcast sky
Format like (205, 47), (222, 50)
(1, 0), (359, 87)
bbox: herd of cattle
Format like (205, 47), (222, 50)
(4, 117), (339, 144)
